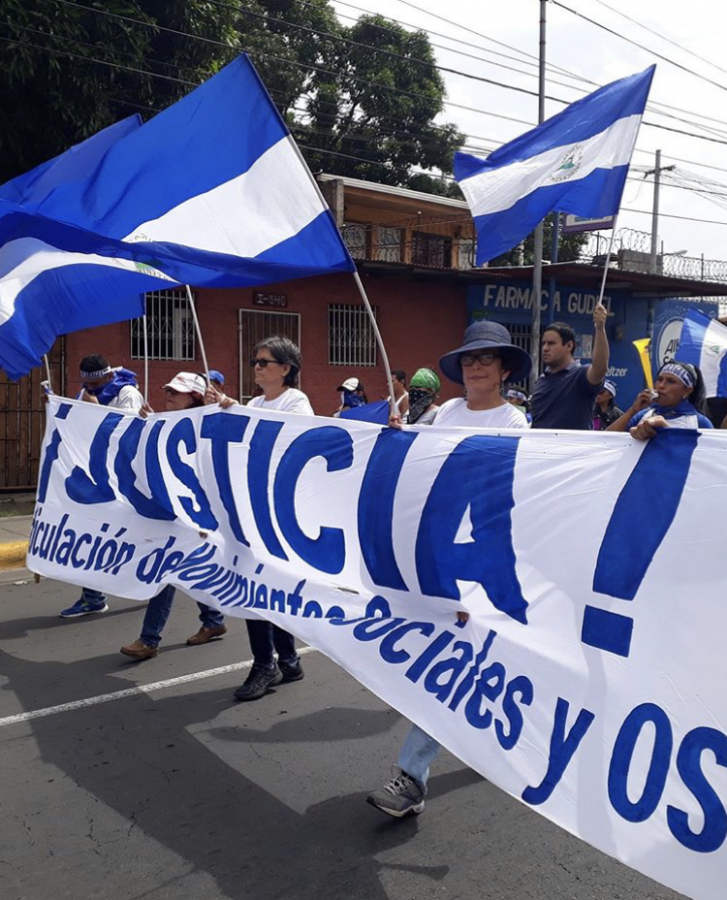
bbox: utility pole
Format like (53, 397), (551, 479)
(645, 149), (675, 274)
(530, 0), (547, 390)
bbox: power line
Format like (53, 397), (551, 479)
(327, 0), (727, 136)
(49, 0), (727, 143)
(9, 9), (727, 179)
(621, 207), (727, 227)
(550, 0), (727, 95)
(586, 0), (727, 80)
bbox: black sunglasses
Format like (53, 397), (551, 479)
(250, 357), (280, 368)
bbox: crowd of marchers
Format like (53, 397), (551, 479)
(48, 302), (717, 819)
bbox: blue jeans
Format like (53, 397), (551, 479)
(140, 585), (224, 648)
(81, 587), (106, 605)
(397, 724), (441, 793)
(246, 619), (299, 669)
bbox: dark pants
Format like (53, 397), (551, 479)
(246, 619), (298, 668)
(141, 585), (224, 648)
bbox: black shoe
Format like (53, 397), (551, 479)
(234, 664), (283, 701)
(279, 659), (305, 682)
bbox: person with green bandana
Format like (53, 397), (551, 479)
(403, 367), (441, 425)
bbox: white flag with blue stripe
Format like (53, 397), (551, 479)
(455, 66), (655, 264)
(679, 309), (727, 398)
(0, 55), (354, 380)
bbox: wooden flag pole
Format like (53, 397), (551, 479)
(185, 285), (211, 386)
(352, 271), (397, 417)
(596, 215), (619, 308)
(42, 354), (53, 393)
(142, 298), (149, 403)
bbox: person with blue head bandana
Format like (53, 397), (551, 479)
(78, 353), (143, 412)
(607, 361), (713, 439)
(59, 353), (144, 619)
(593, 379), (623, 431)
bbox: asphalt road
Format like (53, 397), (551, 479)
(0, 570), (685, 900)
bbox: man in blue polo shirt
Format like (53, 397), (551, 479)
(531, 304), (609, 430)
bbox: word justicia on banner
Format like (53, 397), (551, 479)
(30, 397), (727, 900)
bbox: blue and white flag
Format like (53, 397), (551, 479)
(0, 55), (354, 380)
(679, 309), (727, 397)
(0, 116), (142, 207)
(455, 66), (655, 264)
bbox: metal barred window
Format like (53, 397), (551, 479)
(131, 289), (196, 361)
(328, 304), (378, 367)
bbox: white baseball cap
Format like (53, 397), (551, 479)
(338, 377), (361, 392)
(162, 372), (206, 394)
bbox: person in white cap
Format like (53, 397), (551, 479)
(120, 371), (228, 660)
(592, 379), (623, 431)
(333, 376), (367, 416)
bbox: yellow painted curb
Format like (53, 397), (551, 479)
(0, 541), (28, 571)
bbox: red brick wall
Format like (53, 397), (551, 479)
(65, 271), (468, 414)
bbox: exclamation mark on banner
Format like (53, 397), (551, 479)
(582, 430), (699, 658)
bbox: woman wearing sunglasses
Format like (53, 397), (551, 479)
(120, 372), (228, 660)
(434, 321), (532, 429)
(228, 336), (314, 700)
(368, 322), (532, 818)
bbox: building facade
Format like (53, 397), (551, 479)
(1, 175), (725, 490)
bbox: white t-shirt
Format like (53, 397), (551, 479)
(108, 385), (144, 412)
(433, 398), (529, 430)
(247, 388), (314, 416)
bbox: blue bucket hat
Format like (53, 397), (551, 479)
(439, 321), (532, 385)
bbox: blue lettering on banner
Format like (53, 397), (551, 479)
(166, 418), (218, 530)
(358, 428), (418, 591)
(667, 727), (727, 853)
(65, 412), (124, 504)
(247, 419), (287, 559)
(583, 430), (699, 658)
(415, 434), (528, 624)
(522, 697), (595, 805)
(273, 426), (353, 574)
(608, 703), (673, 823)
(200, 413), (250, 545)
(36, 429), (63, 503)
(115, 419), (176, 521)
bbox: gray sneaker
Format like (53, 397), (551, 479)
(366, 770), (425, 817)
(233, 663), (283, 701)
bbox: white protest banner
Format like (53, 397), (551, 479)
(29, 396), (727, 900)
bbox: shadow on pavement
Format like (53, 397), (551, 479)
(0, 649), (476, 900)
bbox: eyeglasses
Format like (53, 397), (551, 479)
(460, 352), (500, 367)
(250, 358), (280, 368)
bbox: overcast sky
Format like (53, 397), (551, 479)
(331, 0), (727, 265)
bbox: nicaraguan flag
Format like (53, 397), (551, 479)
(678, 309), (727, 398)
(0, 55), (354, 380)
(455, 66), (655, 264)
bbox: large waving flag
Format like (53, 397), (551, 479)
(679, 308), (727, 397)
(0, 55), (354, 380)
(455, 66), (655, 264)
(0, 116), (142, 207)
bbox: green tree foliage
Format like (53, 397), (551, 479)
(0, 1), (464, 194)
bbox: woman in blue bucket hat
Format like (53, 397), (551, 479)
(367, 322), (533, 819)
(434, 320), (532, 429)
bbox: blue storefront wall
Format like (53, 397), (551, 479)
(467, 280), (652, 407)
